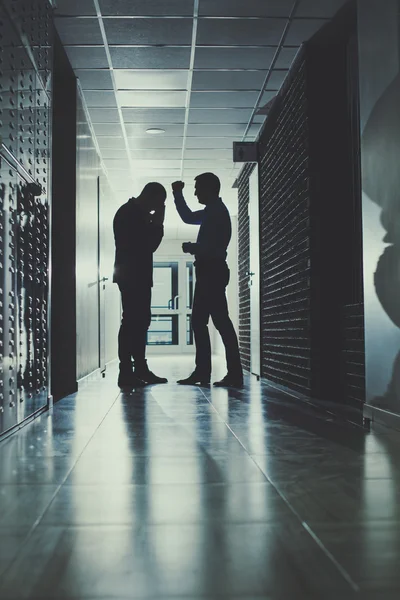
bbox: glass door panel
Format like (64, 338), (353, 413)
(148, 260), (194, 353)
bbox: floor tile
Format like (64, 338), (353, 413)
(0, 522), (355, 599)
(42, 482), (292, 526)
(0, 484), (58, 527)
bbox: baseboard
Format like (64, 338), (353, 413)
(363, 403), (400, 432)
(0, 405), (49, 443)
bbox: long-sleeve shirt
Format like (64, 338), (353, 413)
(173, 192), (232, 262)
(113, 198), (163, 287)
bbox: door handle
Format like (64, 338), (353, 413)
(246, 271), (255, 277)
(99, 277), (109, 283)
(173, 294), (180, 310)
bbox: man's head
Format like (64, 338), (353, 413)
(138, 182), (167, 212)
(194, 172), (221, 205)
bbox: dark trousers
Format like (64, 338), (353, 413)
(118, 282), (151, 371)
(192, 261), (243, 379)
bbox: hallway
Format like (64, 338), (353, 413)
(0, 358), (399, 599)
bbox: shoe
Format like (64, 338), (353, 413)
(117, 371), (147, 390)
(135, 370), (168, 384)
(177, 372), (210, 386)
(213, 375), (244, 389)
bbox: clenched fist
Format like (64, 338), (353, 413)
(172, 181), (185, 194)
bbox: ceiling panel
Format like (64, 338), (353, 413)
(127, 137), (184, 149)
(103, 18), (193, 45)
(99, 148), (129, 158)
(295, 0), (349, 18)
(188, 108), (253, 123)
(122, 108), (186, 123)
(198, 0), (293, 17)
(190, 91), (259, 108)
(187, 124), (248, 137)
(88, 108), (120, 122)
(275, 47), (299, 69)
(132, 167), (182, 176)
(53, 0), (97, 16)
(103, 159), (131, 170)
(114, 70), (187, 90)
(109, 47), (191, 69)
(129, 149), (183, 160)
(93, 123), (124, 136)
(117, 90), (187, 107)
(196, 18), (286, 46)
(83, 91), (118, 107)
(265, 70), (288, 90)
(184, 148), (233, 159)
(76, 70), (114, 90)
(97, 137), (127, 149)
(285, 18), (328, 45)
(183, 160), (233, 170)
(259, 90), (278, 105)
(64, 46), (109, 69)
(185, 138), (234, 149)
(192, 71), (266, 91)
(55, 18), (103, 45)
(124, 123), (185, 137)
(131, 159), (182, 169)
(99, 0), (195, 16)
(194, 47), (276, 70)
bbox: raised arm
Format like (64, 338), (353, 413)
(172, 180), (204, 225)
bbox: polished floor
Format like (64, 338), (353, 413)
(1, 356), (400, 599)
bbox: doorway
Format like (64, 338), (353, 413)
(248, 164), (261, 378)
(147, 259), (195, 354)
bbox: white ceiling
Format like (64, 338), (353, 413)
(54, 0), (348, 238)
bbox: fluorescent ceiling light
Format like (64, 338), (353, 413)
(146, 128), (165, 135)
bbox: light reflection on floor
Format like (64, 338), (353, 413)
(1, 356), (400, 599)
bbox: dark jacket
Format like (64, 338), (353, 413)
(113, 198), (163, 287)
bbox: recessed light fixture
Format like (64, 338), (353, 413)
(146, 128), (165, 135)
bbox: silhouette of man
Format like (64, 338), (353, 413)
(113, 182), (168, 389)
(172, 173), (243, 388)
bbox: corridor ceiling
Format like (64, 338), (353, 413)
(54, 0), (348, 237)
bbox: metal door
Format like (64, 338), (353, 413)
(98, 176), (107, 375)
(249, 165), (261, 378)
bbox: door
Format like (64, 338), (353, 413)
(147, 259), (195, 353)
(248, 164), (261, 378)
(97, 176), (107, 374)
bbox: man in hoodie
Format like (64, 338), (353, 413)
(113, 182), (168, 389)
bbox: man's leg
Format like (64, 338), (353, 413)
(118, 283), (135, 370)
(210, 268), (243, 386)
(131, 286), (152, 372)
(117, 283), (147, 388)
(133, 287), (168, 384)
(177, 277), (211, 384)
(192, 278), (212, 379)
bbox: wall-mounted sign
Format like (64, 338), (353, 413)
(233, 141), (258, 163)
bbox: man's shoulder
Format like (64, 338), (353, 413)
(114, 199), (137, 219)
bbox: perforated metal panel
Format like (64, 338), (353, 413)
(258, 53), (311, 394)
(0, 0), (52, 434)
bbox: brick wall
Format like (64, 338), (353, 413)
(237, 163), (256, 372)
(258, 54), (312, 395)
(341, 303), (365, 409)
